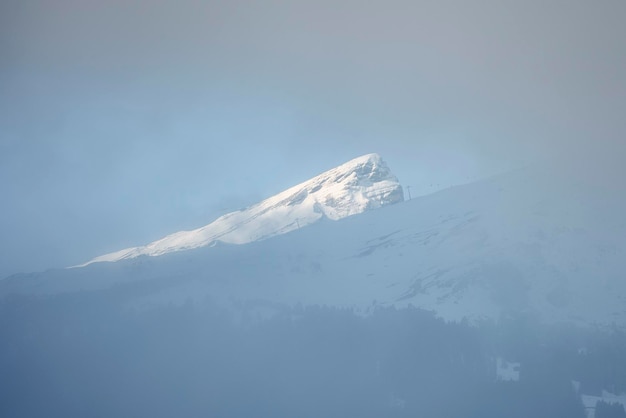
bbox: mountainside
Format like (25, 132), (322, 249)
(2, 162), (625, 327)
(77, 153), (403, 267)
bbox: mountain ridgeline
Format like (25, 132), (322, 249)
(76, 153), (404, 266)
(3, 154), (625, 328)
(2, 154), (626, 418)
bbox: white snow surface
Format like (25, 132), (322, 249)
(76, 153), (403, 266)
(4, 160), (626, 327)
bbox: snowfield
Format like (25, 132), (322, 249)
(2, 156), (626, 328)
(75, 153), (403, 266)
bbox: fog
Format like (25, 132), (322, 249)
(2, 0), (626, 276)
(3, 292), (621, 418)
(2, 1), (626, 416)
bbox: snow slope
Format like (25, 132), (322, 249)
(3, 162), (626, 327)
(76, 153), (403, 266)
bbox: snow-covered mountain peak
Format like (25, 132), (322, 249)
(271, 152), (402, 219)
(77, 153), (403, 267)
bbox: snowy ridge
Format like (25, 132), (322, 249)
(77, 153), (403, 267)
(5, 163), (626, 327)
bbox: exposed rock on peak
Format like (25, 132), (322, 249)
(77, 153), (403, 266)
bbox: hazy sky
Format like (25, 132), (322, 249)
(1, 0), (625, 276)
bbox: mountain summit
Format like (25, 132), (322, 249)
(6, 161), (626, 327)
(78, 153), (403, 266)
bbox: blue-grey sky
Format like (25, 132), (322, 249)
(1, 0), (625, 277)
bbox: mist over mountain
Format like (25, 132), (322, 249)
(4, 0), (626, 415)
(77, 153), (403, 266)
(4, 155), (625, 328)
(3, 155), (626, 418)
